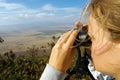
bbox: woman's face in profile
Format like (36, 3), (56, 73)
(88, 14), (112, 72)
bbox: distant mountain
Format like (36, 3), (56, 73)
(0, 25), (73, 37)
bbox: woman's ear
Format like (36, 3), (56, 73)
(91, 28), (112, 56)
(89, 15), (112, 56)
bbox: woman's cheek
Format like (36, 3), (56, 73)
(88, 15), (95, 40)
(88, 24), (92, 38)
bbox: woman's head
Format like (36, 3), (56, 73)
(89, 0), (120, 41)
(87, 0), (120, 77)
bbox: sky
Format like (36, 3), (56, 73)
(0, 0), (89, 31)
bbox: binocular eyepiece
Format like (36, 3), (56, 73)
(73, 25), (91, 47)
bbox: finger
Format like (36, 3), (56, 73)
(75, 21), (83, 28)
(66, 30), (79, 47)
(56, 34), (64, 44)
(59, 29), (74, 44)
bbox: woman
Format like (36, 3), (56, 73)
(40, 0), (120, 80)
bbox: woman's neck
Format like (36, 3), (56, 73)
(107, 43), (120, 79)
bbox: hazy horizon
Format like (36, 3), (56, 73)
(0, 0), (90, 54)
(0, 0), (89, 32)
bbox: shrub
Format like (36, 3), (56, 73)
(0, 36), (92, 80)
(0, 51), (49, 80)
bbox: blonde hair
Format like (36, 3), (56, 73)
(89, 0), (120, 41)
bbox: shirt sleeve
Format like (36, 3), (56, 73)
(40, 64), (67, 80)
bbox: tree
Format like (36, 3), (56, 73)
(0, 37), (4, 43)
(52, 36), (56, 41)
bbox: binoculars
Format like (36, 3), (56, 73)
(73, 25), (91, 48)
(65, 24), (94, 80)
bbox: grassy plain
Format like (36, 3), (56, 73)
(0, 26), (71, 55)
(0, 26), (92, 80)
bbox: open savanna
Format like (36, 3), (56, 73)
(0, 26), (92, 80)
(0, 26), (72, 56)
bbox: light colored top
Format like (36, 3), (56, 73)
(40, 64), (67, 80)
(40, 62), (115, 80)
(88, 59), (115, 80)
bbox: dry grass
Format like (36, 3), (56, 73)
(0, 28), (62, 54)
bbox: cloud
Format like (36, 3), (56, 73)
(36, 13), (55, 17)
(41, 4), (57, 11)
(41, 4), (82, 13)
(0, 2), (82, 31)
(0, 2), (26, 10)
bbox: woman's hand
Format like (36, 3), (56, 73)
(49, 29), (79, 73)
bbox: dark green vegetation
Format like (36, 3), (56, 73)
(0, 50), (49, 80)
(0, 51), (91, 80)
(0, 37), (92, 80)
(0, 37), (4, 43)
